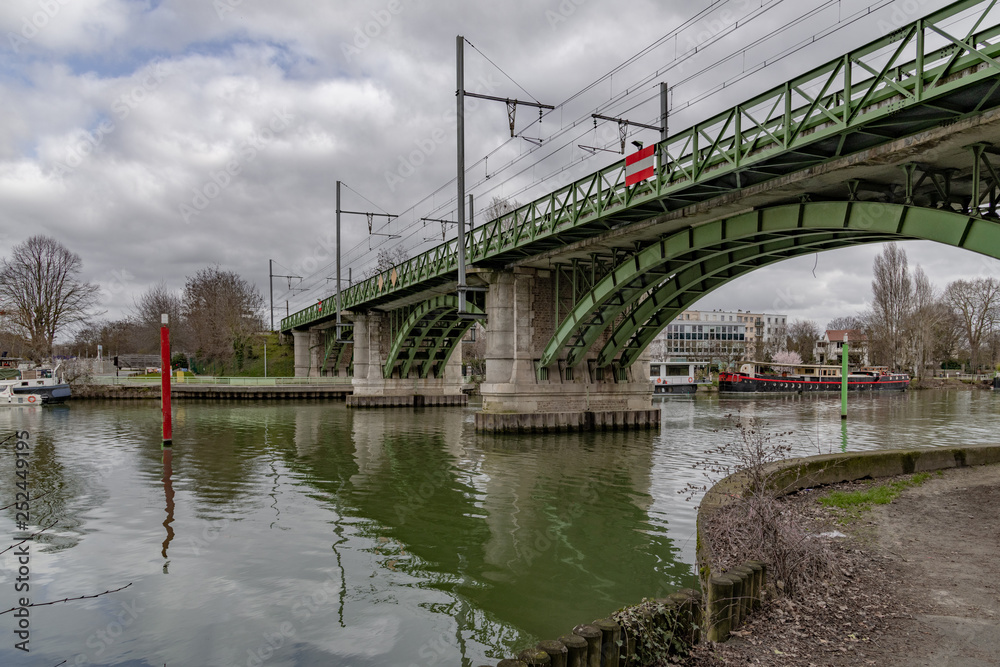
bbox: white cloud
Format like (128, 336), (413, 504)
(0, 0), (982, 337)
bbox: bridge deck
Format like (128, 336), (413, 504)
(282, 0), (1000, 332)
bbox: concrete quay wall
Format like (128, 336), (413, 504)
(72, 384), (351, 400)
(696, 444), (1000, 641)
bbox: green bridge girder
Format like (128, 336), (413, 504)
(282, 0), (1000, 334)
(550, 228), (905, 369)
(322, 328), (353, 374)
(597, 232), (897, 368)
(539, 201), (1000, 370)
(383, 295), (483, 380)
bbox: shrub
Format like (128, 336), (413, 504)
(687, 416), (835, 597)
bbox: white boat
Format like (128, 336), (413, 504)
(0, 364), (71, 405)
(0, 384), (45, 406)
(650, 361), (711, 394)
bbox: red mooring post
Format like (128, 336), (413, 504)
(161, 313), (172, 446)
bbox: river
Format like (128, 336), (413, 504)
(0, 388), (996, 666)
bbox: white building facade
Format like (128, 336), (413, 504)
(650, 309), (788, 363)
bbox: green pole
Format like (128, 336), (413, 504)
(841, 333), (849, 420)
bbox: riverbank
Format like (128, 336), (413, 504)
(685, 462), (1000, 666)
(909, 376), (993, 390)
(70, 383), (351, 399)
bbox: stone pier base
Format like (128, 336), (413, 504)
(347, 394), (468, 408)
(475, 408), (660, 433)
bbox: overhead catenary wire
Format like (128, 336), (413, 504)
(451, 0), (937, 215)
(287, 0), (949, 309)
(297, 0), (767, 288)
(291, 0), (895, 304)
(342, 182), (390, 215)
(464, 38), (543, 106)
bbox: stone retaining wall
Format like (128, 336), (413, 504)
(696, 444), (1000, 642)
(71, 385), (349, 400)
(346, 394), (467, 408)
(475, 409), (660, 433)
(492, 565), (766, 665)
(490, 589), (701, 666)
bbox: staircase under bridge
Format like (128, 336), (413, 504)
(282, 0), (1000, 431)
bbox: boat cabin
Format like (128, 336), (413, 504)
(650, 361), (711, 393)
(738, 362), (898, 380)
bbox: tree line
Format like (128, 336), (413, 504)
(0, 235), (266, 373)
(783, 243), (1000, 374)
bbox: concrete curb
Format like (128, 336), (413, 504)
(696, 444), (1000, 640)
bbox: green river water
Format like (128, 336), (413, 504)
(0, 388), (996, 666)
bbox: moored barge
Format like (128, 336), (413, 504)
(718, 362), (909, 393)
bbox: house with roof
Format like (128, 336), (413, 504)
(814, 329), (869, 366)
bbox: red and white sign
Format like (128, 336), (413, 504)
(625, 145), (655, 186)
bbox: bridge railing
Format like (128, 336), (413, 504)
(282, 0), (1000, 333)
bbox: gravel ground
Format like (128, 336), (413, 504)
(680, 464), (1000, 667)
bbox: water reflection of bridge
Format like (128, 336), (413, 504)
(335, 407), (693, 641)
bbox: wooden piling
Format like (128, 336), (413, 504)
(593, 618), (620, 667)
(518, 648), (551, 666)
(537, 640), (567, 667)
(557, 634), (588, 667)
(729, 569), (745, 628)
(572, 624), (601, 667)
(745, 560), (765, 609)
(731, 565), (755, 625)
(707, 574), (736, 642)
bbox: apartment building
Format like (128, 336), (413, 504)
(650, 309), (788, 361)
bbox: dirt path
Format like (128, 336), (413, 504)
(872, 464), (1000, 666)
(683, 463), (1000, 666)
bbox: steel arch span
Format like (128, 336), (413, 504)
(383, 294), (483, 380)
(540, 202), (1000, 370)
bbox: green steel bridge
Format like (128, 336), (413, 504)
(283, 0), (1000, 386)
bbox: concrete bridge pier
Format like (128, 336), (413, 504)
(292, 329), (312, 377)
(476, 269), (659, 433)
(347, 311), (467, 408)
(292, 329), (324, 378)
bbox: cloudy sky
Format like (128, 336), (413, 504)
(2, 0), (996, 336)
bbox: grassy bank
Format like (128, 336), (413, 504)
(186, 333), (295, 377)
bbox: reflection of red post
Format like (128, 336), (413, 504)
(161, 314), (172, 446)
(162, 447), (175, 560)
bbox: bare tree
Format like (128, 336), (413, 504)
(943, 277), (1000, 373)
(907, 266), (949, 376)
(766, 321), (788, 357)
(864, 243), (913, 369)
(647, 333), (669, 360)
(0, 311), (30, 359)
(825, 315), (865, 331)
(131, 282), (185, 353)
(485, 195), (520, 234)
(0, 235), (100, 360)
(183, 267), (265, 372)
(786, 319), (820, 362)
(932, 306), (965, 369)
(71, 318), (141, 357)
(363, 246), (409, 280)
(986, 328), (1000, 372)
